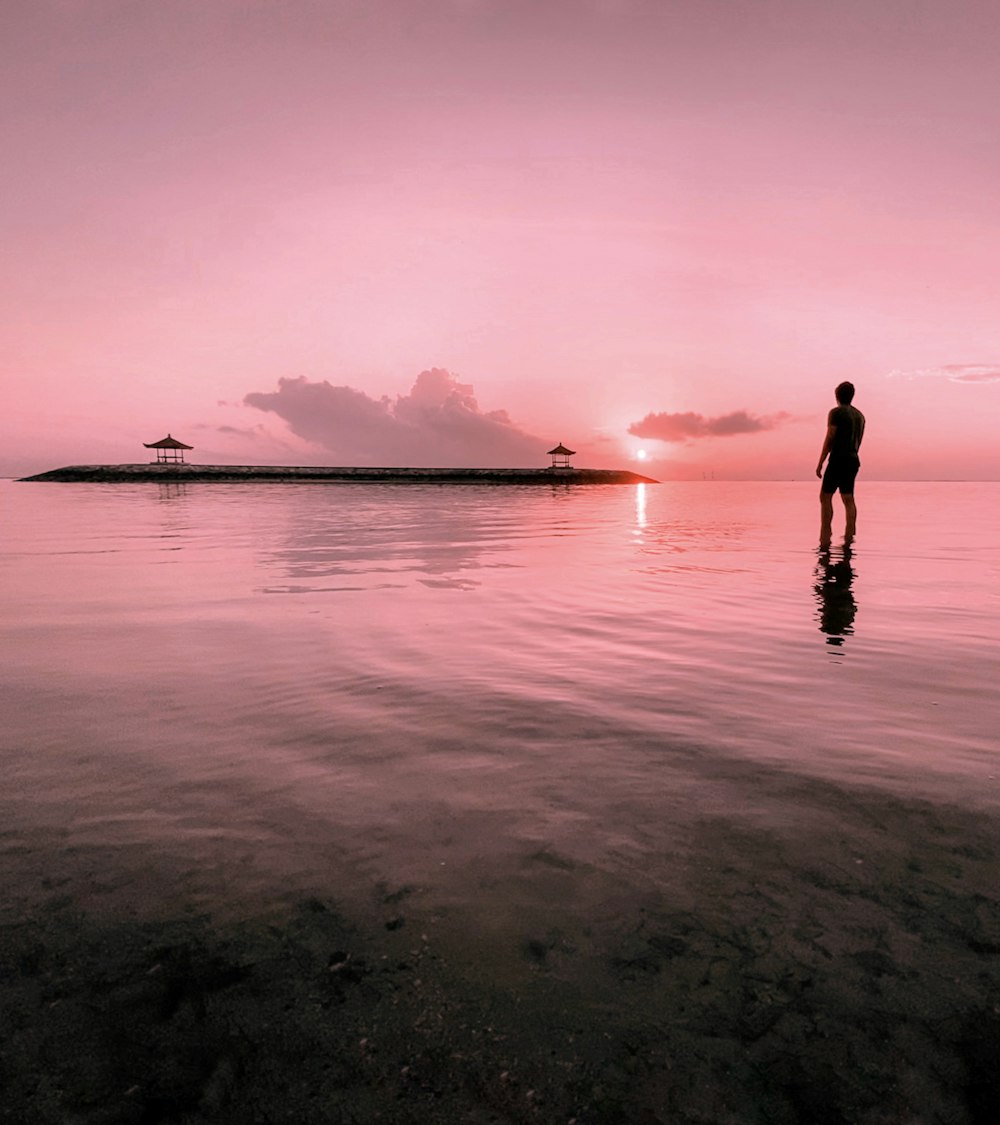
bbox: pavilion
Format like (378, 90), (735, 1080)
(144, 434), (193, 464)
(547, 443), (576, 469)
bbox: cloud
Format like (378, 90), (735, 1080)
(215, 424), (265, 437)
(244, 369), (545, 466)
(628, 409), (791, 443)
(887, 365), (1000, 384)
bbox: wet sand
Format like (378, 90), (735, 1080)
(3, 772), (999, 1124)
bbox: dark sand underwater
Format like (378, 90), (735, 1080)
(3, 769), (999, 1125)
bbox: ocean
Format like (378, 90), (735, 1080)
(2, 478), (998, 1123)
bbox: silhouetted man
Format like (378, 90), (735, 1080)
(816, 381), (865, 546)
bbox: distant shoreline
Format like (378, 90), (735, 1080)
(19, 464), (658, 485)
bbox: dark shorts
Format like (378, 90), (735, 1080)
(822, 455), (860, 495)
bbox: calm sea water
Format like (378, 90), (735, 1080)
(2, 479), (998, 928)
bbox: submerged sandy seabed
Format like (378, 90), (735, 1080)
(3, 763), (999, 1125)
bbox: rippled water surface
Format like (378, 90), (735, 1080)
(2, 479), (998, 922)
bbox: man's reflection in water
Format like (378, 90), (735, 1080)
(814, 542), (857, 646)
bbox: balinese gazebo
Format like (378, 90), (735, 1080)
(547, 443), (576, 469)
(144, 434), (193, 464)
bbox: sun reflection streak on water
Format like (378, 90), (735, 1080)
(634, 482), (647, 530)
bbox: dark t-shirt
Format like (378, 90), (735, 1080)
(828, 404), (865, 458)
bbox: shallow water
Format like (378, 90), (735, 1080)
(2, 478), (997, 935)
(2, 479), (998, 918)
(4, 477), (1000, 1121)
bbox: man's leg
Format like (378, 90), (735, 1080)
(820, 490), (835, 547)
(842, 493), (857, 541)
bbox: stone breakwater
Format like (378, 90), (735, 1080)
(20, 464), (658, 484)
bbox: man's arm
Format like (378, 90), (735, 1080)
(816, 424), (836, 478)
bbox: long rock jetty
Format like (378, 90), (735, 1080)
(20, 464), (658, 485)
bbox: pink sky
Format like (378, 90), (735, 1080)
(3, 0), (999, 479)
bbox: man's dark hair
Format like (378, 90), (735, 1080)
(835, 381), (855, 404)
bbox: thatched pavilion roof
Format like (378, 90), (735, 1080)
(143, 434), (193, 450)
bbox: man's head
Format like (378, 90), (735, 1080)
(835, 381), (855, 404)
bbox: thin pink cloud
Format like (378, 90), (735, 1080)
(628, 409), (791, 443)
(888, 365), (1000, 385)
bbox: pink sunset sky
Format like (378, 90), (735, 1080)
(3, 0), (999, 480)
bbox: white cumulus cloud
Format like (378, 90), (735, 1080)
(244, 369), (546, 466)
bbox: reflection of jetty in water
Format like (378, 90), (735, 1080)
(155, 483), (190, 501)
(814, 544), (857, 646)
(256, 485), (538, 594)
